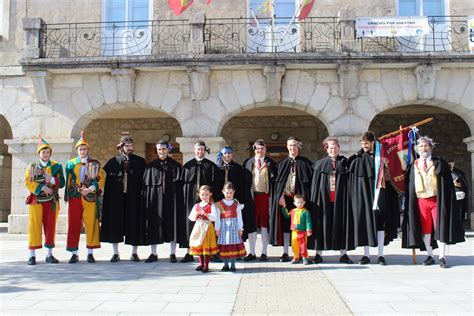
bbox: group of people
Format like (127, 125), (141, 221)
(25, 130), (466, 271)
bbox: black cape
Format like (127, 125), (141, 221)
(269, 156), (314, 248)
(376, 177), (401, 245)
(215, 161), (244, 203)
(242, 156), (277, 240)
(180, 157), (221, 248)
(348, 150), (378, 247)
(310, 155), (355, 251)
(402, 157), (465, 249)
(452, 167), (469, 222)
(100, 153), (146, 245)
(141, 157), (185, 245)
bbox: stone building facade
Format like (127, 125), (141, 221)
(0, 0), (473, 232)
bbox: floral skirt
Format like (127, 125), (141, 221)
(189, 222), (218, 256)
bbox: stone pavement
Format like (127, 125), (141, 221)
(0, 226), (472, 315)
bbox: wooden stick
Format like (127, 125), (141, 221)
(412, 248), (417, 264)
(378, 117), (434, 141)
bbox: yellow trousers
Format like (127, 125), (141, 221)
(28, 202), (59, 250)
(66, 197), (100, 251)
(291, 230), (308, 259)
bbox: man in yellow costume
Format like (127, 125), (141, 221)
(65, 131), (105, 263)
(25, 137), (65, 265)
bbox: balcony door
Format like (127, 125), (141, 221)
(397, 0), (448, 51)
(102, 0), (152, 56)
(247, 0), (300, 52)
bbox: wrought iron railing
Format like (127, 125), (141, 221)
(204, 17), (341, 54)
(40, 20), (189, 58)
(356, 16), (469, 53)
(37, 15), (470, 59)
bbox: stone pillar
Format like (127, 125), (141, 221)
(338, 7), (357, 52)
(187, 66), (210, 101)
(463, 136), (474, 229)
(176, 137), (225, 164)
(336, 135), (361, 158)
(26, 71), (51, 103)
(338, 64), (361, 100)
(263, 65), (286, 105)
(0, 154), (12, 222)
(6, 138), (75, 234)
(111, 68), (136, 103)
(188, 12), (205, 55)
(22, 18), (44, 59)
(415, 64), (441, 99)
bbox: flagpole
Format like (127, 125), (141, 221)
(250, 9), (264, 34)
(280, 2), (303, 43)
(378, 117), (433, 141)
(271, 0), (275, 52)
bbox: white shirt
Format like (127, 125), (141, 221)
(188, 201), (218, 222)
(38, 159), (56, 186)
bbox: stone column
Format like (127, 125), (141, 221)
(22, 18), (44, 59)
(337, 135), (361, 158)
(0, 154), (12, 222)
(187, 66), (210, 101)
(188, 12), (205, 55)
(263, 65), (285, 105)
(6, 138), (75, 234)
(176, 137), (225, 164)
(463, 136), (474, 229)
(338, 7), (356, 52)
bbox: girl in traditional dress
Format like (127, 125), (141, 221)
(188, 185), (219, 273)
(215, 182), (247, 271)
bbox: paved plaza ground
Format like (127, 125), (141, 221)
(0, 224), (472, 315)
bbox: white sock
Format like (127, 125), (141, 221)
(29, 250), (36, 258)
(72, 250), (78, 255)
(377, 231), (385, 257)
(87, 248), (93, 255)
(316, 250), (322, 256)
(283, 233), (291, 254)
(261, 228), (269, 254)
(364, 246), (370, 257)
(151, 244), (157, 255)
(248, 232), (257, 255)
(170, 241), (176, 255)
(438, 241), (446, 259)
(423, 234), (433, 257)
(47, 248), (53, 256)
(340, 250), (347, 256)
(112, 243), (119, 255)
(132, 246), (138, 255)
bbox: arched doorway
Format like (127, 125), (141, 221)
(220, 107), (329, 163)
(0, 115), (13, 222)
(80, 108), (183, 165)
(369, 105), (472, 222)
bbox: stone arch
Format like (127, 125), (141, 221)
(0, 115), (13, 222)
(219, 106), (329, 163)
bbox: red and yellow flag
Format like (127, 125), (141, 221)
(168, 0), (194, 16)
(298, 0), (315, 21)
(254, 0), (273, 19)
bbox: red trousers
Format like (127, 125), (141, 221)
(66, 197), (101, 251)
(417, 196), (437, 234)
(291, 230), (308, 259)
(28, 201), (58, 250)
(254, 193), (270, 228)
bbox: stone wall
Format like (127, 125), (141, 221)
(85, 117), (183, 165)
(0, 115), (12, 222)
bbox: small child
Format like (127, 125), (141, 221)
(281, 194), (313, 265)
(215, 182), (247, 272)
(188, 185), (219, 273)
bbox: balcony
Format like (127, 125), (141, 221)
(20, 13), (473, 70)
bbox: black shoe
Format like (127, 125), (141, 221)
(169, 254), (177, 263)
(260, 254), (268, 262)
(291, 258), (302, 264)
(339, 254), (353, 264)
(378, 256), (387, 266)
(221, 265), (230, 271)
(211, 254), (223, 263)
(243, 254), (257, 262)
(145, 254), (158, 263)
(180, 253), (194, 263)
(45, 255), (59, 264)
(422, 256), (435, 266)
(28, 256), (36, 265)
(130, 253), (140, 262)
(313, 254), (323, 264)
(110, 254), (120, 263)
(303, 258), (311, 265)
(279, 253), (290, 262)
(439, 258), (448, 269)
(69, 254), (79, 264)
(195, 265), (203, 271)
(358, 256), (370, 265)
(230, 266), (236, 272)
(87, 254), (96, 263)
(201, 267), (209, 273)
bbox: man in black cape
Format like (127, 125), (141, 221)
(215, 146), (244, 203)
(310, 137), (354, 264)
(141, 140), (183, 263)
(242, 139), (277, 261)
(449, 160), (469, 222)
(348, 131), (399, 266)
(269, 137), (313, 262)
(179, 140), (221, 263)
(402, 136), (465, 268)
(100, 132), (146, 262)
